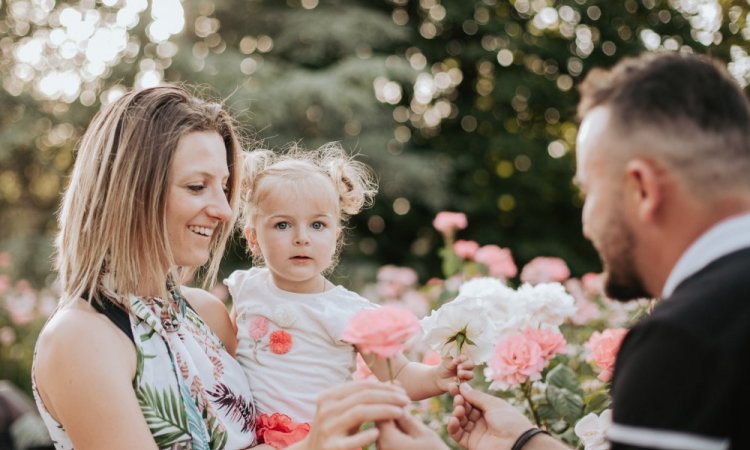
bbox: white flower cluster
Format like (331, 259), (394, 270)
(420, 277), (576, 364)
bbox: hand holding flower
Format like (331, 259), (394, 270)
(432, 354), (475, 392)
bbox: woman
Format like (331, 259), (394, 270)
(32, 85), (407, 450)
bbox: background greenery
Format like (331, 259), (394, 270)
(2, 0), (750, 286)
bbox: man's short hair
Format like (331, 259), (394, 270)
(577, 52), (750, 195)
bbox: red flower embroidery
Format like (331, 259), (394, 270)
(269, 330), (292, 354)
(256, 412), (310, 449)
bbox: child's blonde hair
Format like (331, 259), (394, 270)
(239, 142), (377, 267)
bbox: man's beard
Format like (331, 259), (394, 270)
(599, 210), (652, 302)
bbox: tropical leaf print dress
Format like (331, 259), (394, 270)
(32, 288), (257, 450)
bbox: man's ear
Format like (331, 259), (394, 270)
(244, 227), (260, 254)
(624, 158), (664, 223)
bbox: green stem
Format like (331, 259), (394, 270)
(523, 381), (542, 428)
(387, 358), (394, 383)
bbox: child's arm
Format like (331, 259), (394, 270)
(360, 350), (474, 400)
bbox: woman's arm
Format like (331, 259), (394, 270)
(182, 286), (238, 356)
(34, 300), (158, 450)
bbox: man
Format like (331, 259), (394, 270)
(379, 52), (750, 450)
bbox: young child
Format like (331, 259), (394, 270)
(225, 143), (473, 443)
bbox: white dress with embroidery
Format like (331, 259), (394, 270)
(225, 267), (377, 424)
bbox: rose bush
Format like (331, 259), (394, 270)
(357, 212), (653, 449)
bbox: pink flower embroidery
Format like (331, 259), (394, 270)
(269, 330), (293, 354)
(586, 328), (628, 382)
(249, 316), (270, 340)
(432, 211), (468, 235)
(489, 332), (546, 389)
(520, 257), (571, 284)
(342, 305), (420, 359)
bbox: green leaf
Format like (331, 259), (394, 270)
(536, 403), (561, 423)
(546, 385), (584, 426)
(136, 385), (190, 447)
(546, 364), (584, 396)
(584, 391), (612, 415)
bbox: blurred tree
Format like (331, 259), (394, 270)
(0, 0), (748, 286)
(387, 0), (750, 275)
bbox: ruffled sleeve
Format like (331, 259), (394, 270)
(324, 289), (379, 343)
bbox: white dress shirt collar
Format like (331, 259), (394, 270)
(661, 212), (750, 299)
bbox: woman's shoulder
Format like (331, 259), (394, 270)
(37, 299), (134, 356)
(34, 299), (137, 405)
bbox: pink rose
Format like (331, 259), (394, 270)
(489, 332), (546, 389)
(453, 240), (480, 260)
(342, 305), (420, 358)
(523, 328), (566, 362)
(581, 272), (604, 297)
(474, 245), (518, 279)
(520, 257), (571, 284)
(433, 211), (468, 235)
(249, 316), (270, 340)
(586, 328), (628, 382)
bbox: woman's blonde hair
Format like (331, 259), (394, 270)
(56, 85), (241, 306)
(238, 142), (377, 267)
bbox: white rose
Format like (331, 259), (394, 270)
(516, 282), (576, 327)
(420, 295), (496, 363)
(574, 409), (611, 450)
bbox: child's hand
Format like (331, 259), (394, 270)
(434, 355), (474, 392)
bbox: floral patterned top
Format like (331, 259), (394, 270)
(32, 288), (257, 450)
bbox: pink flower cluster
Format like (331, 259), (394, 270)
(586, 328), (628, 382)
(520, 257), (570, 284)
(342, 305), (420, 358)
(376, 265), (418, 299)
(489, 328), (566, 389)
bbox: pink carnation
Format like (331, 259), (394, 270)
(474, 245), (517, 279)
(433, 211), (468, 235)
(342, 305), (420, 358)
(523, 328), (566, 362)
(586, 328), (628, 382)
(489, 332), (546, 389)
(520, 257), (571, 284)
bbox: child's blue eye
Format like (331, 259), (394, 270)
(275, 222), (289, 230)
(312, 221), (325, 230)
